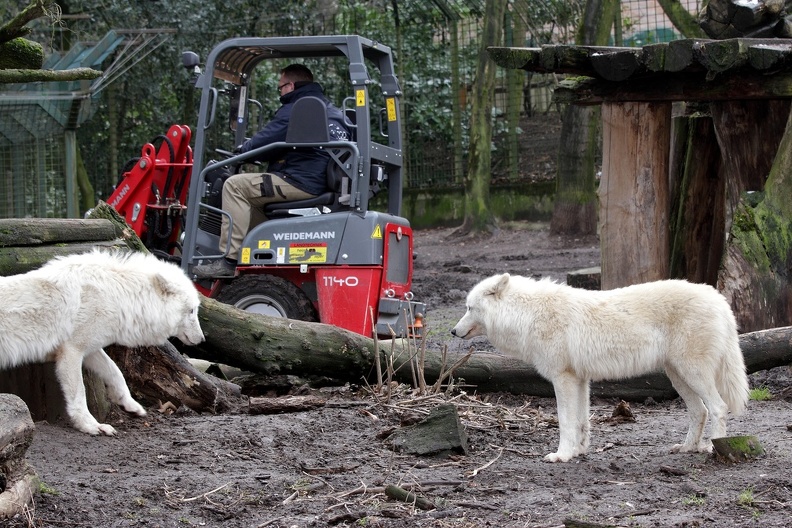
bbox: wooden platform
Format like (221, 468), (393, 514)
(490, 39), (792, 314)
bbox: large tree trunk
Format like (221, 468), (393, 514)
(106, 342), (241, 413)
(718, 102), (792, 331)
(656, 0), (708, 38)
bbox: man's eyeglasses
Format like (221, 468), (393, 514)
(277, 81), (292, 93)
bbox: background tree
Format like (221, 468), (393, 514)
(456, 0), (506, 235)
(550, 0), (705, 237)
(549, 0), (618, 236)
(656, 0), (706, 38)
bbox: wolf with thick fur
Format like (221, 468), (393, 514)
(0, 250), (204, 435)
(451, 273), (749, 462)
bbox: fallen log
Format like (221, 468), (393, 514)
(0, 217), (131, 276)
(0, 218), (117, 246)
(384, 484), (436, 510)
(248, 395), (326, 415)
(184, 297), (792, 401)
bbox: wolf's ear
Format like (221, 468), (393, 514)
(152, 273), (177, 296)
(485, 273), (510, 298)
(494, 273), (510, 297)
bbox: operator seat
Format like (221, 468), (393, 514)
(263, 96), (352, 217)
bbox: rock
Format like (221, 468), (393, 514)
(0, 394), (38, 520)
(385, 404), (468, 456)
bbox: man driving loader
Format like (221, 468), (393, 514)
(192, 64), (351, 279)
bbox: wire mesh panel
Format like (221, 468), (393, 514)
(0, 100), (67, 218)
(619, 0), (702, 45)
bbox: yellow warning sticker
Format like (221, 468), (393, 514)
(258, 240), (270, 249)
(356, 89), (366, 107)
(386, 98), (397, 122)
(289, 243), (327, 263)
(241, 247), (251, 264)
(371, 225), (383, 239)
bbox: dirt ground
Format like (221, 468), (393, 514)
(6, 223), (792, 528)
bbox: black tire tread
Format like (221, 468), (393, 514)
(215, 274), (318, 322)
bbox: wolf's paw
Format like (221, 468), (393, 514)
(671, 442), (712, 454)
(544, 451), (574, 463)
(96, 423), (118, 436)
(120, 398), (147, 417)
(72, 416), (117, 436)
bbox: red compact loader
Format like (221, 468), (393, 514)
(107, 35), (424, 338)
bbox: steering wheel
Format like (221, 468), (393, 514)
(215, 148), (236, 159)
(214, 147), (262, 167)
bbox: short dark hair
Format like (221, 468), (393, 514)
(281, 64), (313, 83)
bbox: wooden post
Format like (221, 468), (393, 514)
(598, 102), (672, 289)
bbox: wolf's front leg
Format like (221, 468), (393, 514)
(82, 349), (146, 417)
(574, 377), (591, 455)
(545, 373), (588, 462)
(54, 345), (117, 436)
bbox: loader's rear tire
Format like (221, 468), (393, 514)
(216, 274), (318, 322)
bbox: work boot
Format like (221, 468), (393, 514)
(192, 258), (237, 279)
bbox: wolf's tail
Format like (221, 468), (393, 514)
(718, 339), (749, 415)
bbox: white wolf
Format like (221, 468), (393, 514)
(451, 273), (749, 462)
(0, 250), (204, 436)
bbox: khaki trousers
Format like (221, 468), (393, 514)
(219, 172), (314, 258)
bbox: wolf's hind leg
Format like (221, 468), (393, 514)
(666, 367), (713, 453)
(83, 349), (146, 417)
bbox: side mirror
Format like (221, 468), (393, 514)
(181, 51), (201, 76)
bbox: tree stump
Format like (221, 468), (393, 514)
(712, 435), (765, 462)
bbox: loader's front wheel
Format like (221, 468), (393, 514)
(216, 274), (318, 322)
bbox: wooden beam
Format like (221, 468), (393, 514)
(554, 71), (792, 105)
(599, 102), (672, 289)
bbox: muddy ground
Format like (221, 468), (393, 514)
(7, 223), (792, 528)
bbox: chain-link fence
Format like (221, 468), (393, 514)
(0, 0), (701, 219)
(0, 99), (68, 218)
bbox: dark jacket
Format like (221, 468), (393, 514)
(238, 82), (351, 196)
